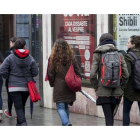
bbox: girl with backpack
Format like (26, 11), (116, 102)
(0, 38), (38, 126)
(123, 35), (140, 126)
(90, 33), (129, 126)
(47, 38), (81, 126)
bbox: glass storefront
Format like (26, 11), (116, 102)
(31, 14), (39, 63)
(52, 14), (96, 87)
(113, 14), (140, 51)
(15, 14), (39, 63)
(16, 14), (29, 50)
(0, 15), (14, 55)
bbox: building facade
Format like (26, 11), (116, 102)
(41, 14), (140, 124)
(0, 14), (40, 63)
(1, 14), (140, 124)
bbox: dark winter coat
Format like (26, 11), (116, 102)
(0, 49), (38, 92)
(124, 48), (140, 101)
(4, 46), (14, 87)
(4, 47), (14, 59)
(90, 44), (129, 97)
(48, 57), (81, 103)
(0, 51), (4, 64)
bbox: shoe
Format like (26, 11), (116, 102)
(4, 109), (12, 117)
(20, 122), (27, 126)
(15, 116), (17, 119)
(68, 124), (72, 126)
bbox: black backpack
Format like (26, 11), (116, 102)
(128, 52), (140, 90)
(100, 51), (122, 88)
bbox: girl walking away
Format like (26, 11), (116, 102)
(0, 38), (38, 126)
(90, 33), (129, 126)
(123, 35), (140, 126)
(4, 37), (18, 118)
(47, 38), (80, 126)
(0, 51), (4, 122)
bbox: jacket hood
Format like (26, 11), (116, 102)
(13, 49), (31, 68)
(94, 44), (118, 53)
(14, 49), (29, 57)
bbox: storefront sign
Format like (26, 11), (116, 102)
(55, 14), (95, 80)
(117, 14), (140, 50)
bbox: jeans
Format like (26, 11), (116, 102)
(123, 98), (140, 126)
(6, 85), (13, 114)
(10, 91), (29, 125)
(0, 76), (3, 110)
(101, 103), (116, 126)
(56, 102), (71, 126)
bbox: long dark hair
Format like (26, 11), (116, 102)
(10, 37), (18, 43)
(49, 38), (74, 73)
(130, 35), (140, 48)
(13, 38), (26, 50)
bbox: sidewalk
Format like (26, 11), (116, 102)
(0, 76), (139, 126)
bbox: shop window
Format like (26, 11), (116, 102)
(16, 14), (29, 50)
(0, 15), (13, 55)
(52, 14), (96, 87)
(31, 14), (39, 63)
(113, 14), (140, 51)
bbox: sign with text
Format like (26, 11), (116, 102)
(55, 14), (95, 81)
(117, 14), (140, 50)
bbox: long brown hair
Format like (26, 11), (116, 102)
(49, 38), (74, 73)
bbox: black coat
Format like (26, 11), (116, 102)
(4, 47), (14, 87)
(124, 48), (140, 101)
(4, 47), (14, 59)
(0, 52), (4, 63)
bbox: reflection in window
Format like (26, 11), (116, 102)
(52, 14), (96, 86)
(16, 14), (29, 50)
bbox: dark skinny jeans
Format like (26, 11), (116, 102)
(6, 85), (13, 114)
(123, 98), (140, 126)
(10, 91), (29, 125)
(101, 103), (116, 126)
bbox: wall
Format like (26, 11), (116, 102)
(42, 14), (53, 109)
(42, 14), (140, 125)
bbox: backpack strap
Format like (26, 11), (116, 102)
(98, 53), (102, 71)
(128, 52), (139, 60)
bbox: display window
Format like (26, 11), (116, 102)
(113, 14), (140, 51)
(52, 14), (96, 87)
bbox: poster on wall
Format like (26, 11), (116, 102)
(117, 14), (140, 50)
(55, 14), (95, 81)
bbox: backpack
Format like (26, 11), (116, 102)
(65, 63), (81, 92)
(128, 52), (140, 90)
(100, 51), (122, 88)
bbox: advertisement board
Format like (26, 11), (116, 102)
(116, 14), (140, 50)
(54, 14), (96, 83)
